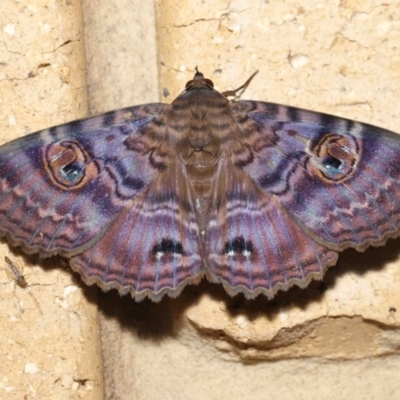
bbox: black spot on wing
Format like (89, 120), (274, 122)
(224, 236), (254, 255)
(65, 119), (85, 135)
(152, 239), (184, 255)
(102, 111), (117, 127)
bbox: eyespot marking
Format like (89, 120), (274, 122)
(44, 140), (100, 190)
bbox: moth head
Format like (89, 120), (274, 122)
(185, 68), (214, 91)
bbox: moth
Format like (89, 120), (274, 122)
(1, 69), (399, 302)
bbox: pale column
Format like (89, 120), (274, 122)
(81, 1), (159, 399)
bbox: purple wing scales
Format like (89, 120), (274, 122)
(0, 104), (166, 255)
(206, 161), (338, 299)
(70, 161), (203, 302)
(2, 70), (400, 302)
(233, 101), (400, 251)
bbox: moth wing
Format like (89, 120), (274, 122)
(0, 104), (168, 256)
(70, 160), (203, 302)
(232, 101), (400, 251)
(206, 159), (338, 299)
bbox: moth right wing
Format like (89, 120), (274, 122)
(206, 159), (338, 300)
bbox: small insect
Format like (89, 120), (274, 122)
(4, 256), (42, 312)
(5, 256), (28, 288)
(0, 69), (399, 302)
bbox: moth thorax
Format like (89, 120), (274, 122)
(188, 132), (212, 149)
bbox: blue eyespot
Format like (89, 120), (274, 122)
(322, 156), (343, 175)
(60, 162), (83, 183)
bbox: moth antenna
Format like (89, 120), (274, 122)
(222, 70), (259, 99)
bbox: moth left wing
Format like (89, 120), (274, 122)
(70, 160), (203, 302)
(0, 104), (168, 256)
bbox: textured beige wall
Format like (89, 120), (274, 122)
(0, 2), (104, 399)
